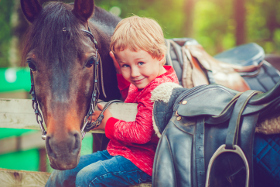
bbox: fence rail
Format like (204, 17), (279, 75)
(0, 98), (137, 130)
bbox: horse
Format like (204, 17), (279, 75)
(21, 0), (121, 170)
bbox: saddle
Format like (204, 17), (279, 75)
(151, 80), (280, 187)
(166, 38), (280, 93)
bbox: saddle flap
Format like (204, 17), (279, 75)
(214, 43), (264, 67)
(177, 85), (239, 117)
(185, 44), (251, 92)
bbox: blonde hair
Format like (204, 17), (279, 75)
(110, 15), (166, 64)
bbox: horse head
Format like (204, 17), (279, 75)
(21, 0), (120, 170)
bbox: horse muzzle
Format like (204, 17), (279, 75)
(45, 131), (82, 170)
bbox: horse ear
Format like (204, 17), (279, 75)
(20, 0), (42, 23)
(73, 0), (94, 22)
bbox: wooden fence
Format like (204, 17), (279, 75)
(0, 98), (151, 187)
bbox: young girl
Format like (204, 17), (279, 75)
(46, 15), (179, 187)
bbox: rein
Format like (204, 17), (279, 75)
(29, 72), (47, 140)
(29, 25), (114, 140)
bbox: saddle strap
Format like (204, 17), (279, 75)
(225, 90), (259, 149)
(195, 118), (205, 187)
(182, 47), (194, 88)
(165, 39), (173, 67)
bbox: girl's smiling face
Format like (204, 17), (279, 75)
(115, 48), (166, 89)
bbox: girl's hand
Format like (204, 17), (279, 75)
(109, 51), (121, 74)
(91, 103), (112, 130)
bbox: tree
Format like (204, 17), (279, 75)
(0, 0), (15, 67)
(182, 0), (196, 38)
(234, 0), (246, 45)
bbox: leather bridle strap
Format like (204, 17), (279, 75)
(80, 99), (122, 138)
(79, 26), (109, 139)
(81, 26), (107, 98)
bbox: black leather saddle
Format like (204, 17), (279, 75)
(152, 80), (280, 187)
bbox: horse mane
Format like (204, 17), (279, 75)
(22, 2), (84, 68)
(91, 6), (121, 36)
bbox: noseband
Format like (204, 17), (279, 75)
(29, 26), (107, 140)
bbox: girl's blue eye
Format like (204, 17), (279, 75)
(122, 64), (129, 68)
(138, 62), (144, 66)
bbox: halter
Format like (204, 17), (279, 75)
(29, 26), (108, 140)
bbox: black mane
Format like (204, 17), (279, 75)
(22, 2), (84, 67)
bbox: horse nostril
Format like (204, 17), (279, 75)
(45, 135), (56, 158)
(44, 131), (81, 170)
(45, 131), (81, 157)
(72, 132), (81, 155)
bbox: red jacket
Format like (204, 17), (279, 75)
(105, 66), (179, 176)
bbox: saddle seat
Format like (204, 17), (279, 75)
(166, 38), (273, 92)
(214, 43), (264, 71)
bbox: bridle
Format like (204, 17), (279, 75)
(29, 25), (112, 140)
(80, 26), (106, 139)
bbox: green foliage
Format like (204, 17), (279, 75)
(1, 0), (280, 68)
(0, 0), (14, 67)
(193, 0), (235, 54)
(95, 0), (185, 39)
(95, 0), (280, 55)
(247, 0), (280, 54)
(96, 0), (238, 54)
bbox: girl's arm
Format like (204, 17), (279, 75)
(105, 92), (155, 144)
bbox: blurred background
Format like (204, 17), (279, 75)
(1, 0), (280, 69)
(0, 0), (280, 172)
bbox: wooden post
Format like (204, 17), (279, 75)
(39, 148), (47, 172)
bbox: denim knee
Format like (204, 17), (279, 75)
(75, 156), (152, 187)
(75, 160), (105, 187)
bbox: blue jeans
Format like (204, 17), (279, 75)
(46, 150), (151, 187)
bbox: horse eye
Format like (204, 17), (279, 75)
(27, 60), (37, 71)
(85, 57), (95, 68)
